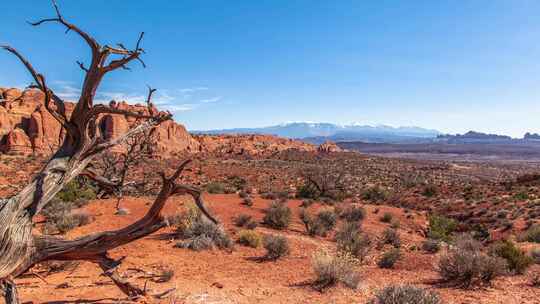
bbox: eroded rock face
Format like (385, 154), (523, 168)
(318, 141), (342, 153)
(0, 87), (317, 157)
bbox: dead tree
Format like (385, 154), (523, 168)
(300, 166), (346, 200)
(0, 1), (216, 302)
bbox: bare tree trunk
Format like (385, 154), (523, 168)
(0, 1), (218, 302)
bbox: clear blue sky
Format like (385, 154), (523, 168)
(1, 1), (539, 137)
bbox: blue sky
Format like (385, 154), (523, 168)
(1, 1), (539, 137)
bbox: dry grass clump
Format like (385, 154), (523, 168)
(299, 208), (337, 237)
(263, 234), (290, 260)
(335, 221), (371, 262)
(370, 285), (441, 304)
(175, 202), (232, 251)
(311, 250), (360, 291)
(263, 201), (292, 230)
(438, 235), (507, 288)
(237, 230), (262, 248)
(377, 248), (400, 269)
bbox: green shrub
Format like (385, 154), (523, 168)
(489, 240), (533, 274)
(370, 285), (441, 304)
(381, 228), (401, 248)
(234, 214), (253, 227)
(427, 215), (457, 242)
(422, 239), (440, 254)
(263, 201), (291, 230)
(55, 178), (97, 206)
(438, 244), (507, 288)
(362, 186), (388, 202)
(531, 248), (540, 264)
(336, 222), (371, 262)
(175, 214), (232, 251)
(520, 225), (540, 243)
(296, 183), (320, 199)
(379, 212), (393, 223)
(378, 248), (400, 269)
(263, 235), (290, 260)
(206, 182), (226, 194)
(237, 230), (262, 248)
(312, 250), (360, 290)
(340, 206), (366, 222)
(422, 184), (438, 197)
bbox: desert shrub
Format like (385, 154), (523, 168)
(378, 248), (400, 269)
(531, 248), (540, 264)
(427, 215), (457, 242)
(381, 228), (401, 248)
(362, 186), (388, 202)
(312, 250), (360, 290)
(41, 199), (93, 234)
(301, 208), (338, 232)
(336, 222), (371, 262)
(55, 178), (97, 206)
(263, 235), (290, 260)
(340, 206), (366, 222)
(379, 212), (393, 223)
(422, 239), (441, 254)
(206, 182), (226, 194)
(260, 192), (278, 200)
(514, 191), (530, 201)
(438, 245), (507, 288)
(520, 225), (540, 243)
(263, 201), (291, 230)
(489, 240), (533, 274)
(237, 230), (262, 248)
(242, 197), (254, 207)
(454, 234), (483, 252)
(390, 220), (400, 229)
(300, 199), (315, 208)
(234, 214), (253, 227)
(175, 212), (232, 251)
(296, 183), (320, 199)
(238, 191), (249, 199)
(370, 285), (441, 304)
(245, 220), (258, 230)
(422, 184), (438, 197)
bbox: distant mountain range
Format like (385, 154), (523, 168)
(193, 122), (441, 144)
(194, 123), (540, 145)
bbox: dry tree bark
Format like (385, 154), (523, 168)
(0, 1), (216, 302)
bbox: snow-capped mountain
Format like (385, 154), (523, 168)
(193, 122), (441, 143)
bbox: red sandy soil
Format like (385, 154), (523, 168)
(16, 194), (540, 304)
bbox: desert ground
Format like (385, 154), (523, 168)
(1, 151), (539, 304)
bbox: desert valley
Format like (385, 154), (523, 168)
(1, 1), (540, 304)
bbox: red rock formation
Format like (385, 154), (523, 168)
(318, 141), (342, 153)
(0, 87), (317, 157)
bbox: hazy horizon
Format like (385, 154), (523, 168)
(2, 1), (539, 137)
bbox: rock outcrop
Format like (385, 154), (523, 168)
(317, 141), (342, 153)
(194, 134), (316, 156)
(0, 87), (202, 156)
(0, 87), (316, 157)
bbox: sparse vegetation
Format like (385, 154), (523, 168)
(311, 250), (360, 290)
(237, 230), (262, 248)
(378, 248), (400, 269)
(263, 201), (292, 230)
(422, 239), (441, 254)
(339, 205), (366, 222)
(379, 212), (393, 223)
(370, 285), (441, 304)
(381, 228), (401, 248)
(362, 186), (388, 203)
(438, 237), (507, 288)
(427, 215), (457, 242)
(263, 235), (290, 260)
(489, 240), (533, 274)
(520, 225), (540, 243)
(336, 222), (371, 262)
(175, 205), (232, 251)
